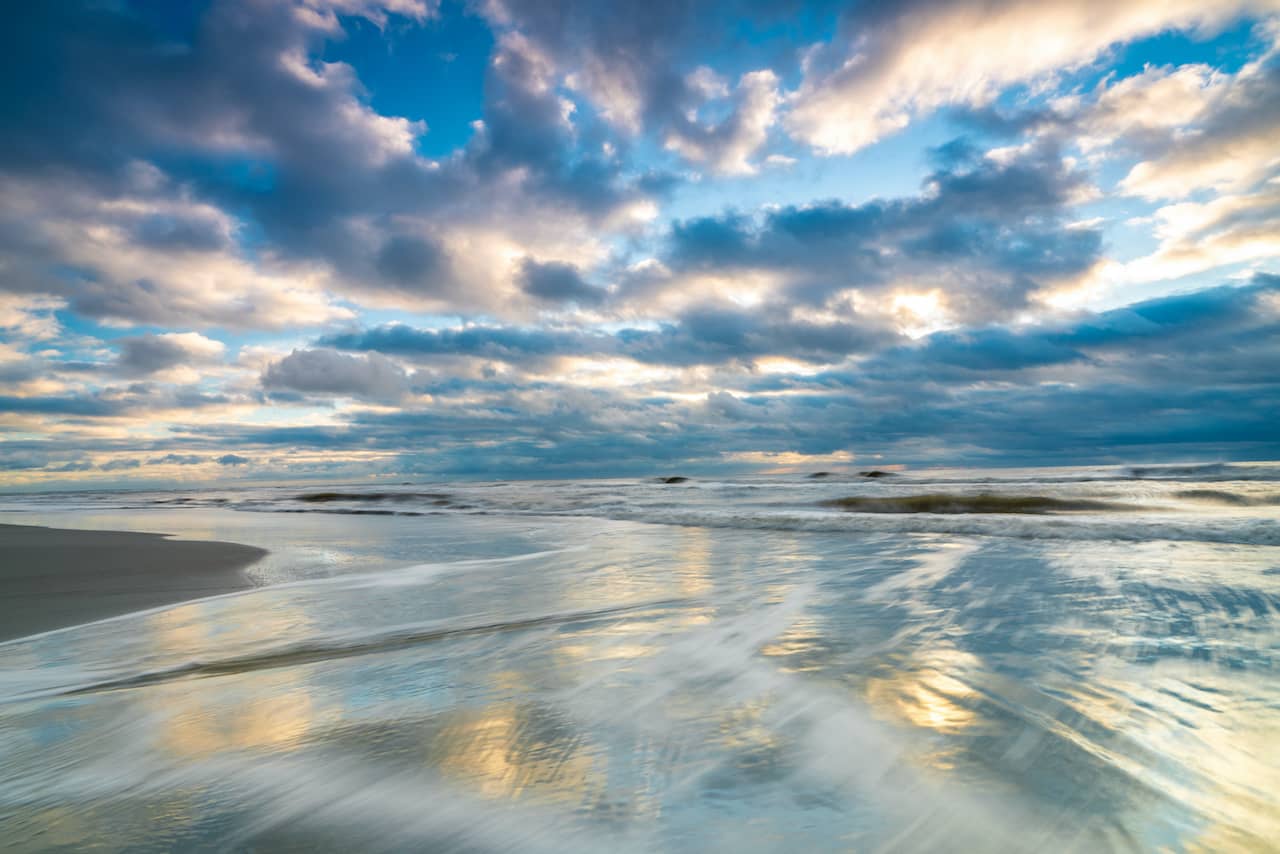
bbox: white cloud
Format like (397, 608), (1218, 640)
(1113, 41), (1280, 198)
(787, 0), (1277, 155)
(1079, 63), (1226, 149)
(294, 0), (438, 31)
(1122, 183), (1280, 282)
(664, 70), (781, 175)
(0, 294), (64, 341)
(0, 172), (351, 329)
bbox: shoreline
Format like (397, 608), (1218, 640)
(0, 523), (266, 643)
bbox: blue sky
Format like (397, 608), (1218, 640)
(1, 0), (1278, 485)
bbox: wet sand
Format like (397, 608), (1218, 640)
(0, 523), (266, 642)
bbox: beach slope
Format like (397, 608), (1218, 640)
(0, 523), (265, 642)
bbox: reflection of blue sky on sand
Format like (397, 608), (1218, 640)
(2, 502), (1277, 850)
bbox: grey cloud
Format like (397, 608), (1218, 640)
(705, 390), (758, 420)
(323, 300), (897, 368)
(262, 348), (411, 401)
(320, 324), (597, 360)
(0, 359), (46, 384)
(48, 460), (96, 473)
(0, 452), (49, 471)
(517, 258), (605, 304)
(131, 212), (231, 252)
(116, 333), (221, 375)
(619, 304), (898, 366)
(0, 394), (126, 417)
(0, 382), (235, 419)
(150, 454), (207, 466)
(99, 458), (142, 471)
(375, 234), (453, 291)
(661, 142), (1100, 320)
(481, 1), (815, 172)
(463, 29), (653, 220)
(851, 274), (1280, 385)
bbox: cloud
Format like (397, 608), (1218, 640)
(516, 258), (606, 305)
(859, 273), (1280, 384)
(151, 454), (207, 466)
(0, 0), (663, 326)
(0, 170), (351, 328)
(705, 390), (758, 420)
(959, 30), (1280, 288)
(1076, 63), (1228, 150)
(3, 1), (1279, 485)
(262, 348), (411, 400)
(0, 294), (64, 340)
(0, 451), (50, 471)
(19, 275), (1269, 481)
(297, 0), (439, 29)
(655, 141), (1101, 323)
(1116, 45), (1280, 199)
(1128, 186), (1280, 283)
(0, 382), (235, 419)
(320, 323), (599, 360)
(0, 1), (432, 321)
(116, 332), (226, 376)
(483, 1), (800, 174)
(374, 233), (453, 291)
(618, 304), (897, 366)
(663, 69), (781, 175)
(323, 301), (897, 368)
(0, 394), (126, 417)
(786, 0), (1273, 155)
(99, 458), (142, 472)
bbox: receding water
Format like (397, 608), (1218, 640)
(1, 465), (1278, 851)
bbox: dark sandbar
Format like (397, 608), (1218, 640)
(0, 523), (266, 642)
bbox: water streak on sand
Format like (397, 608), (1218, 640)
(31, 598), (695, 701)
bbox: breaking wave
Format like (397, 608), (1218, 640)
(294, 491), (453, 504)
(1175, 489), (1280, 506)
(1124, 462), (1279, 481)
(821, 493), (1131, 514)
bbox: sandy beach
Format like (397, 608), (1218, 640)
(0, 523), (265, 642)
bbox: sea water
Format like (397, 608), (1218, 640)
(1, 463), (1278, 851)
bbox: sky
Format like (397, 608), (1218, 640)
(1, 0), (1279, 487)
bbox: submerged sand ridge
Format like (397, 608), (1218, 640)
(0, 523), (266, 642)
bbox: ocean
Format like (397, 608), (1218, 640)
(2, 462), (1279, 851)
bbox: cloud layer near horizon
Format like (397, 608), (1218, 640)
(1, 0), (1278, 484)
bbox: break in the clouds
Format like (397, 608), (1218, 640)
(0, 0), (1278, 485)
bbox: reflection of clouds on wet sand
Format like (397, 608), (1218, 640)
(141, 594), (326, 758)
(2, 509), (1279, 850)
(863, 647), (982, 736)
(427, 700), (606, 805)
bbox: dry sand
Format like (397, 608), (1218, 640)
(0, 523), (266, 642)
